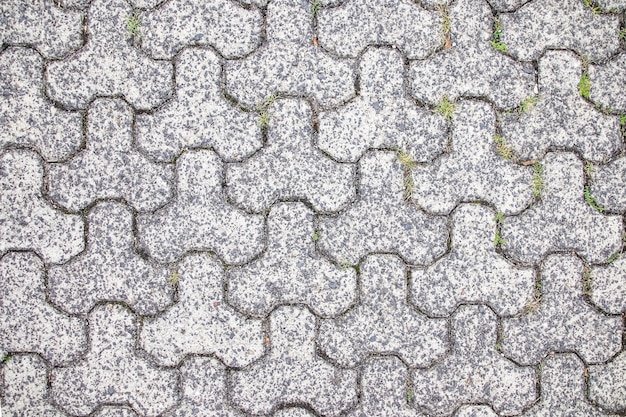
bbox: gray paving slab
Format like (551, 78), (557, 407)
(589, 351), (626, 413)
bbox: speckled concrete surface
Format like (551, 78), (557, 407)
(0, 0), (625, 416)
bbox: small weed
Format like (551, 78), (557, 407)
(1, 354), (11, 364)
(310, 0), (321, 18)
(607, 252), (620, 264)
(438, 4), (452, 48)
(494, 229), (506, 246)
(404, 176), (415, 201)
(519, 95), (540, 113)
(583, 0), (602, 14)
(494, 135), (513, 160)
(494, 343), (501, 350)
(257, 93), (278, 128)
(578, 74), (591, 99)
(536, 281), (542, 291)
(312, 232), (319, 242)
(168, 270), (180, 286)
(584, 186), (604, 211)
(126, 14), (140, 37)
(533, 163), (543, 197)
(436, 96), (456, 120)
(494, 211), (505, 225)
(620, 114), (626, 126)
(397, 150), (416, 169)
(582, 266), (592, 295)
(523, 297), (542, 314)
(620, 28), (626, 40)
(585, 162), (595, 176)
(490, 17), (507, 53)
(407, 388), (414, 403)
(490, 41), (507, 53)
(257, 111), (270, 128)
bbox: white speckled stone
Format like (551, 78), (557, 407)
(228, 202), (356, 317)
(137, 149), (265, 264)
(591, 156), (626, 212)
(140, 0), (262, 59)
(500, 0), (621, 62)
(225, 0), (354, 109)
(47, 99), (174, 212)
(225, 99), (356, 213)
(0, 150), (84, 264)
(46, 0), (173, 110)
(595, 0), (626, 11)
(319, 151), (448, 265)
(412, 204), (535, 317)
(319, 254), (448, 368)
(590, 53), (626, 113)
(0, 0), (83, 59)
(502, 254), (622, 365)
(410, 0), (536, 110)
(136, 48), (262, 163)
(589, 351), (626, 413)
(502, 152), (622, 265)
(411, 100), (534, 215)
(500, 51), (621, 163)
(318, 47), (447, 163)
(273, 409), (316, 417)
(412, 305), (536, 416)
(317, 0), (441, 59)
(0, 252), (87, 366)
(140, 253), (265, 368)
(454, 405), (498, 417)
(230, 306), (358, 416)
(590, 257), (626, 314)
(2, 355), (65, 417)
(50, 304), (179, 417)
(48, 202), (174, 315)
(96, 408), (139, 417)
(0, 47), (82, 162)
(524, 354), (619, 417)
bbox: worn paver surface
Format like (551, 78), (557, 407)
(1, 0), (625, 416)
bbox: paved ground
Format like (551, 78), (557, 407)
(1, 0), (626, 415)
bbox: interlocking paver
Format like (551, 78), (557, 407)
(0, 47), (82, 162)
(589, 53), (626, 112)
(51, 304), (179, 417)
(97, 408), (139, 417)
(0, 0), (83, 59)
(230, 306), (358, 416)
(591, 156), (626, 212)
(319, 254), (448, 368)
(454, 406), (498, 417)
(411, 100), (534, 215)
(140, 253), (265, 368)
(317, 47), (447, 163)
(411, 204), (535, 317)
(500, 0), (621, 62)
(225, 99), (356, 213)
(140, 0), (262, 59)
(48, 202), (174, 315)
(501, 152), (622, 265)
(47, 99), (174, 212)
(135, 48), (262, 163)
(412, 305), (536, 416)
(0, 150), (84, 264)
(317, 0), (441, 59)
(319, 151), (448, 265)
(502, 254), (622, 365)
(46, 0), (173, 110)
(589, 351), (626, 413)
(410, 0), (536, 110)
(274, 409), (316, 417)
(225, 0), (354, 109)
(590, 257), (626, 314)
(500, 51), (622, 163)
(137, 149), (265, 264)
(227, 202), (357, 317)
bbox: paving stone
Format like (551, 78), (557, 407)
(135, 48), (262, 163)
(500, 51), (622, 163)
(230, 306), (358, 416)
(225, 99), (356, 213)
(2, 354), (66, 417)
(273, 409), (316, 417)
(48, 202), (174, 316)
(453, 405), (498, 417)
(0, 252), (86, 366)
(410, 0), (536, 110)
(163, 357), (244, 417)
(0, 150), (84, 264)
(591, 156), (626, 212)
(502, 254), (622, 365)
(319, 254), (448, 368)
(412, 305), (536, 416)
(46, 0), (173, 110)
(502, 152), (623, 265)
(0, 0), (83, 59)
(137, 149), (265, 264)
(140, 253), (265, 368)
(225, 0), (354, 109)
(0, 47), (82, 162)
(317, 47), (447, 163)
(227, 202), (357, 318)
(500, 0), (621, 62)
(47, 99), (174, 212)
(595, 0), (626, 11)
(139, 0), (262, 59)
(589, 53), (626, 113)
(318, 151), (448, 265)
(317, 0), (440, 59)
(96, 408), (139, 417)
(411, 204), (535, 317)
(51, 304), (179, 417)
(411, 100), (534, 215)
(524, 353), (618, 417)
(347, 356), (423, 417)
(589, 351), (626, 413)
(590, 257), (626, 314)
